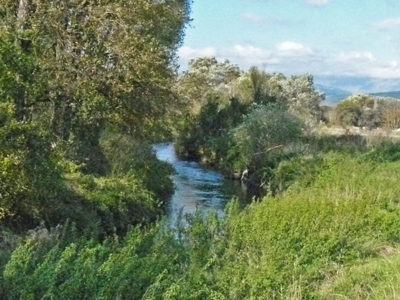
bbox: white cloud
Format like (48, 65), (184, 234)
(177, 44), (400, 81)
(177, 46), (217, 67)
(336, 51), (376, 62)
(373, 17), (400, 29)
(276, 41), (313, 56)
(326, 51), (400, 79)
(229, 44), (279, 65)
(178, 46), (216, 60)
(306, 0), (330, 6)
(232, 45), (266, 57)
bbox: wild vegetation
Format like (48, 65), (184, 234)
(2, 143), (400, 299)
(330, 94), (400, 129)
(1, 0), (400, 299)
(0, 0), (190, 294)
(0, 0), (190, 232)
(176, 57), (323, 188)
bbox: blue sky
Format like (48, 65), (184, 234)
(178, 0), (400, 92)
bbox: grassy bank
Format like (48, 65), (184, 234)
(2, 143), (400, 299)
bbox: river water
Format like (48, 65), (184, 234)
(153, 143), (249, 225)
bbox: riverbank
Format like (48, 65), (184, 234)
(4, 143), (400, 299)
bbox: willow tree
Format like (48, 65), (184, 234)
(0, 0), (191, 140)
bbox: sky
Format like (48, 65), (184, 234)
(178, 0), (400, 92)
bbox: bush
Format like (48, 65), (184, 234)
(0, 104), (68, 230)
(3, 150), (400, 299)
(334, 95), (382, 128)
(0, 104), (173, 235)
(230, 105), (303, 187)
(99, 130), (174, 201)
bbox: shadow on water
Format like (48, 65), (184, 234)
(153, 143), (253, 225)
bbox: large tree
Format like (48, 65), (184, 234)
(0, 0), (191, 139)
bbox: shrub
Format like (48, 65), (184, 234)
(0, 104), (67, 230)
(232, 105), (303, 182)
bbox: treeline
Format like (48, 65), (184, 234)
(0, 0), (190, 264)
(175, 58), (400, 191)
(324, 94), (400, 129)
(0, 0), (192, 295)
(175, 57), (323, 191)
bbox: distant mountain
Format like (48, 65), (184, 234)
(315, 84), (351, 106)
(370, 91), (400, 99)
(313, 75), (400, 106)
(314, 75), (400, 94)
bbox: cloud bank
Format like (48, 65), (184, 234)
(178, 42), (400, 91)
(374, 18), (400, 29)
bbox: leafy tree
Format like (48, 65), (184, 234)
(0, 102), (66, 230)
(176, 57), (241, 115)
(0, 0), (191, 141)
(382, 100), (400, 129)
(335, 95), (381, 128)
(335, 99), (363, 126)
(233, 69), (323, 125)
(0, 0), (190, 230)
(232, 106), (303, 182)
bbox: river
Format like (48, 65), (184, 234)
(153, 143), (249, 225)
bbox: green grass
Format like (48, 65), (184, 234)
(320, 251), (400, 299)
(216, 151), (400, 298)
(3, 145), (400, 299)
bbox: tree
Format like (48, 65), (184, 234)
(232, 106), (303, 171)
(335, 95), (381, 128)
(176, 57), (241, 115)
(382, 100), (400, 129)
(0, 0), (191, 139)
(233, 69), (323, 126)
(0, 0), (191, 229)
(0, 0), (191, 174)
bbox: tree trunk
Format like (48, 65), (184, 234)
(16, 0), (32, 50)
(17, 0), (30, 28)
(12, 0), (32, 121)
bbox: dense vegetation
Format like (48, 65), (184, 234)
(3, 143), (400, 299)
(0, 0), (190, 293)
(2, 1), (400, 299)
(0, 0), (190, 232)
(176, 57), (323, 189)
(331, 94), (400, 129)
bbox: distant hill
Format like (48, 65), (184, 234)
(315, 84), (351, 106)
(370, 91), (400, 99)
(314, 75), (400, 106)
(315, 84), (400, 107)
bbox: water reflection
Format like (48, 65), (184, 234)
(153, 143), (249, 225)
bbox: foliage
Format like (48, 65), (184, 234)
(0, 0), (188, 296)
(0, 103), (68, 230)
(0, 103), (172, 234)
(176, 57), (241, 116)
(0, 0), (187, 232)
(334, 94), (382, 128)
(382, 100), (400, 129)
(232, 105), (303, 170)
(177, 95), (249, 164)
(234, 69), (323, 126)
(100, 130), (174, 201)
(0, 0), (191, 165)
(3, 146), (400, 298)
(176, 59), (323, 188)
